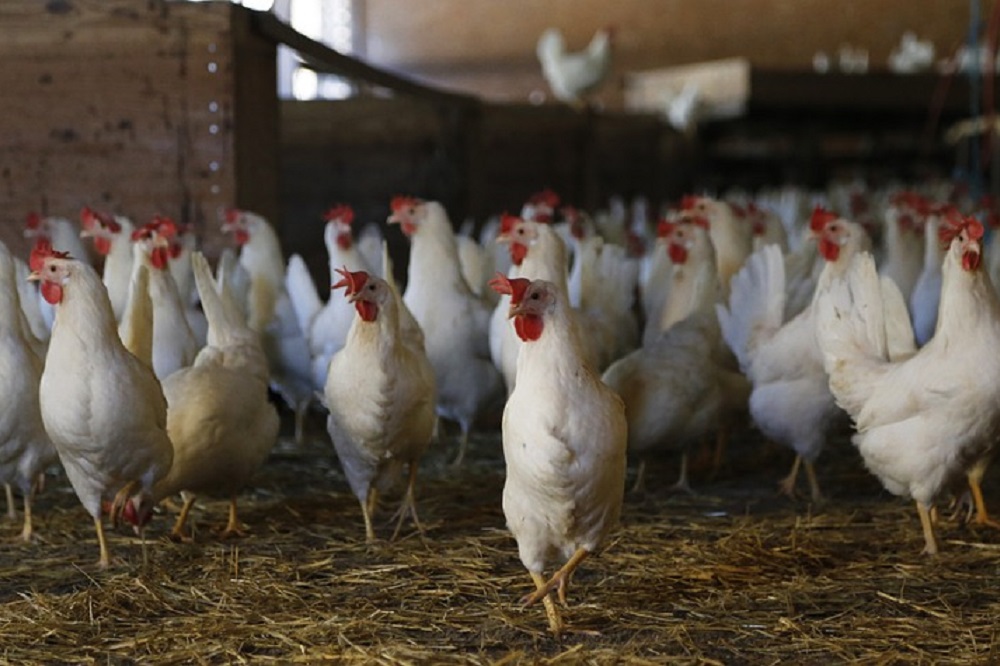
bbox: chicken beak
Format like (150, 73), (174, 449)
(27, 270), (41, 282)
(79, 228), (95, 239)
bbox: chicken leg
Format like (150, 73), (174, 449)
(391, 462), (424, 541)
(529, 571), (564, 634)
(219, 496), (247, 539)
(967, 463), (1000, 528)
(670, 453), (694, 495)
(94, 516), (111, 569)
(169, 494), (198, 542)
(20, 493), (33, 542)
(630, 460), (648, 495)
(450, 426), (470, 468)
(361, 487), (379, 543)
(522, 547), (590, 607)
(778, 455), (802, 499)
(917, 501), (939, 555)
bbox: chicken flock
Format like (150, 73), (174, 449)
(4, 180), (1000, 632)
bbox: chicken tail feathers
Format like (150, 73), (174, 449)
(118, 262), (153, 369)
(814, 252), (891, 418)
(715, 243), (786, 377)
(284, 254), (322, 338)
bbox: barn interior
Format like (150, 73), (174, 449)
(2, 0), (1000, 662)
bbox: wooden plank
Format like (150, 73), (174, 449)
(0, 0), (246, 260)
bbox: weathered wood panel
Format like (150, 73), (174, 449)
(0, 0), (276, 260)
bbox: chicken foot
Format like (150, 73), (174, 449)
(917, 501), (939, 555)
(522, 547), (590, 607)
(169, 494), (198, 542)
(218, 497), (247, 539)
(968, 466), (1000, 528)
(778, 455), (823, 502)
(390, 462), (424, 541)
(529, 571), (564, 634)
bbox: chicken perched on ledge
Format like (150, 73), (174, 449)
(324, 268), (436, 542)
(490, 273), (626, 635)
(31, 242), (173, 568)
(815, 213), (1000, 554)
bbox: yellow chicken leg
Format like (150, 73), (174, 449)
(20, 492), (33, 542)
(4, 483), (16, 521)
(219, 496), (246, 538)
(391, 462), (424, 541)
(630, 460), (647, 495)
(803, 460), (824, 503)
(778, 455), (802, 499)
(917, 502), (939, 555)
(169, 494), (198, 542)
(968, 467), (1000, 528)
(529, 571), (564, 634)
(95, 516), (111, 569)
(522, 547), (590, 607)
(361, 487), (378, 543)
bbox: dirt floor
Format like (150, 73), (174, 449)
(2, 409), (1000, 665)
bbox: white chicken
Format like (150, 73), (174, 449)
(324, 268), (437, 542)
(680, 195), (754, 296)
(285, 204), (373, 393)
(130, 218), (199, 380)
(146, 252), (279, 540)
(879, 191), (926, 303)
(489, 273), (626, 635)
(717, 208), (873, 502)
(223, 208), (315, 444)
(79, 207), (135, 323)
(389, 196), (504, 466)
(31, 242), (173, 568)
(0, 240), (56, 541)
(815, 213), (1000, 554)
(537, 26), (614, 107)
(909, 206), (947, 346)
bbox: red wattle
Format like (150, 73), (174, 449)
(356, 300), (378, 322)
(151, 247), (170, 270)
(336, 233), (353, 250)
(41, 281), (62, 304)
(819, 239), (841, 262)
(94, 237), (112, 256)
(234, 229), (250, 246)
(668, 243), (688, 264)
(514, 314), (544, 341)
(402, 222), (418, 237)
(963, 250), (981, 272)
(510, 242), (528, 266)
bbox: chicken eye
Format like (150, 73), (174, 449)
(530, 292), (540, 300)
(516, 228), (525, 236)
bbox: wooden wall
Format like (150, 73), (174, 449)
(363, 0), (976, 108)
(0, 0), (278, 260)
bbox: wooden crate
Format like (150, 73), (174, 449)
(0, 0), (277, 260)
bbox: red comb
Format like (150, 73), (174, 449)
(152, 215), (178, 240)
(80, 206), (98, 230)
(529, 189), (560, 208)
(390, 195), (421, 213)
(29, 238), (71, 272)
(332, 267), (369, 296)
(488, 273), (531, 305)
(223, 208), (241, 225)
(323, 204), (355, 225)
(500, 213), (521, 236)
(939, 212), (984, 246)
(680, 195), (699, 210)
(25, 212), (42, 230)
(809, 206), (838, 233)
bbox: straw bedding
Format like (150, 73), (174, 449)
(2, 413), (999, 664)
